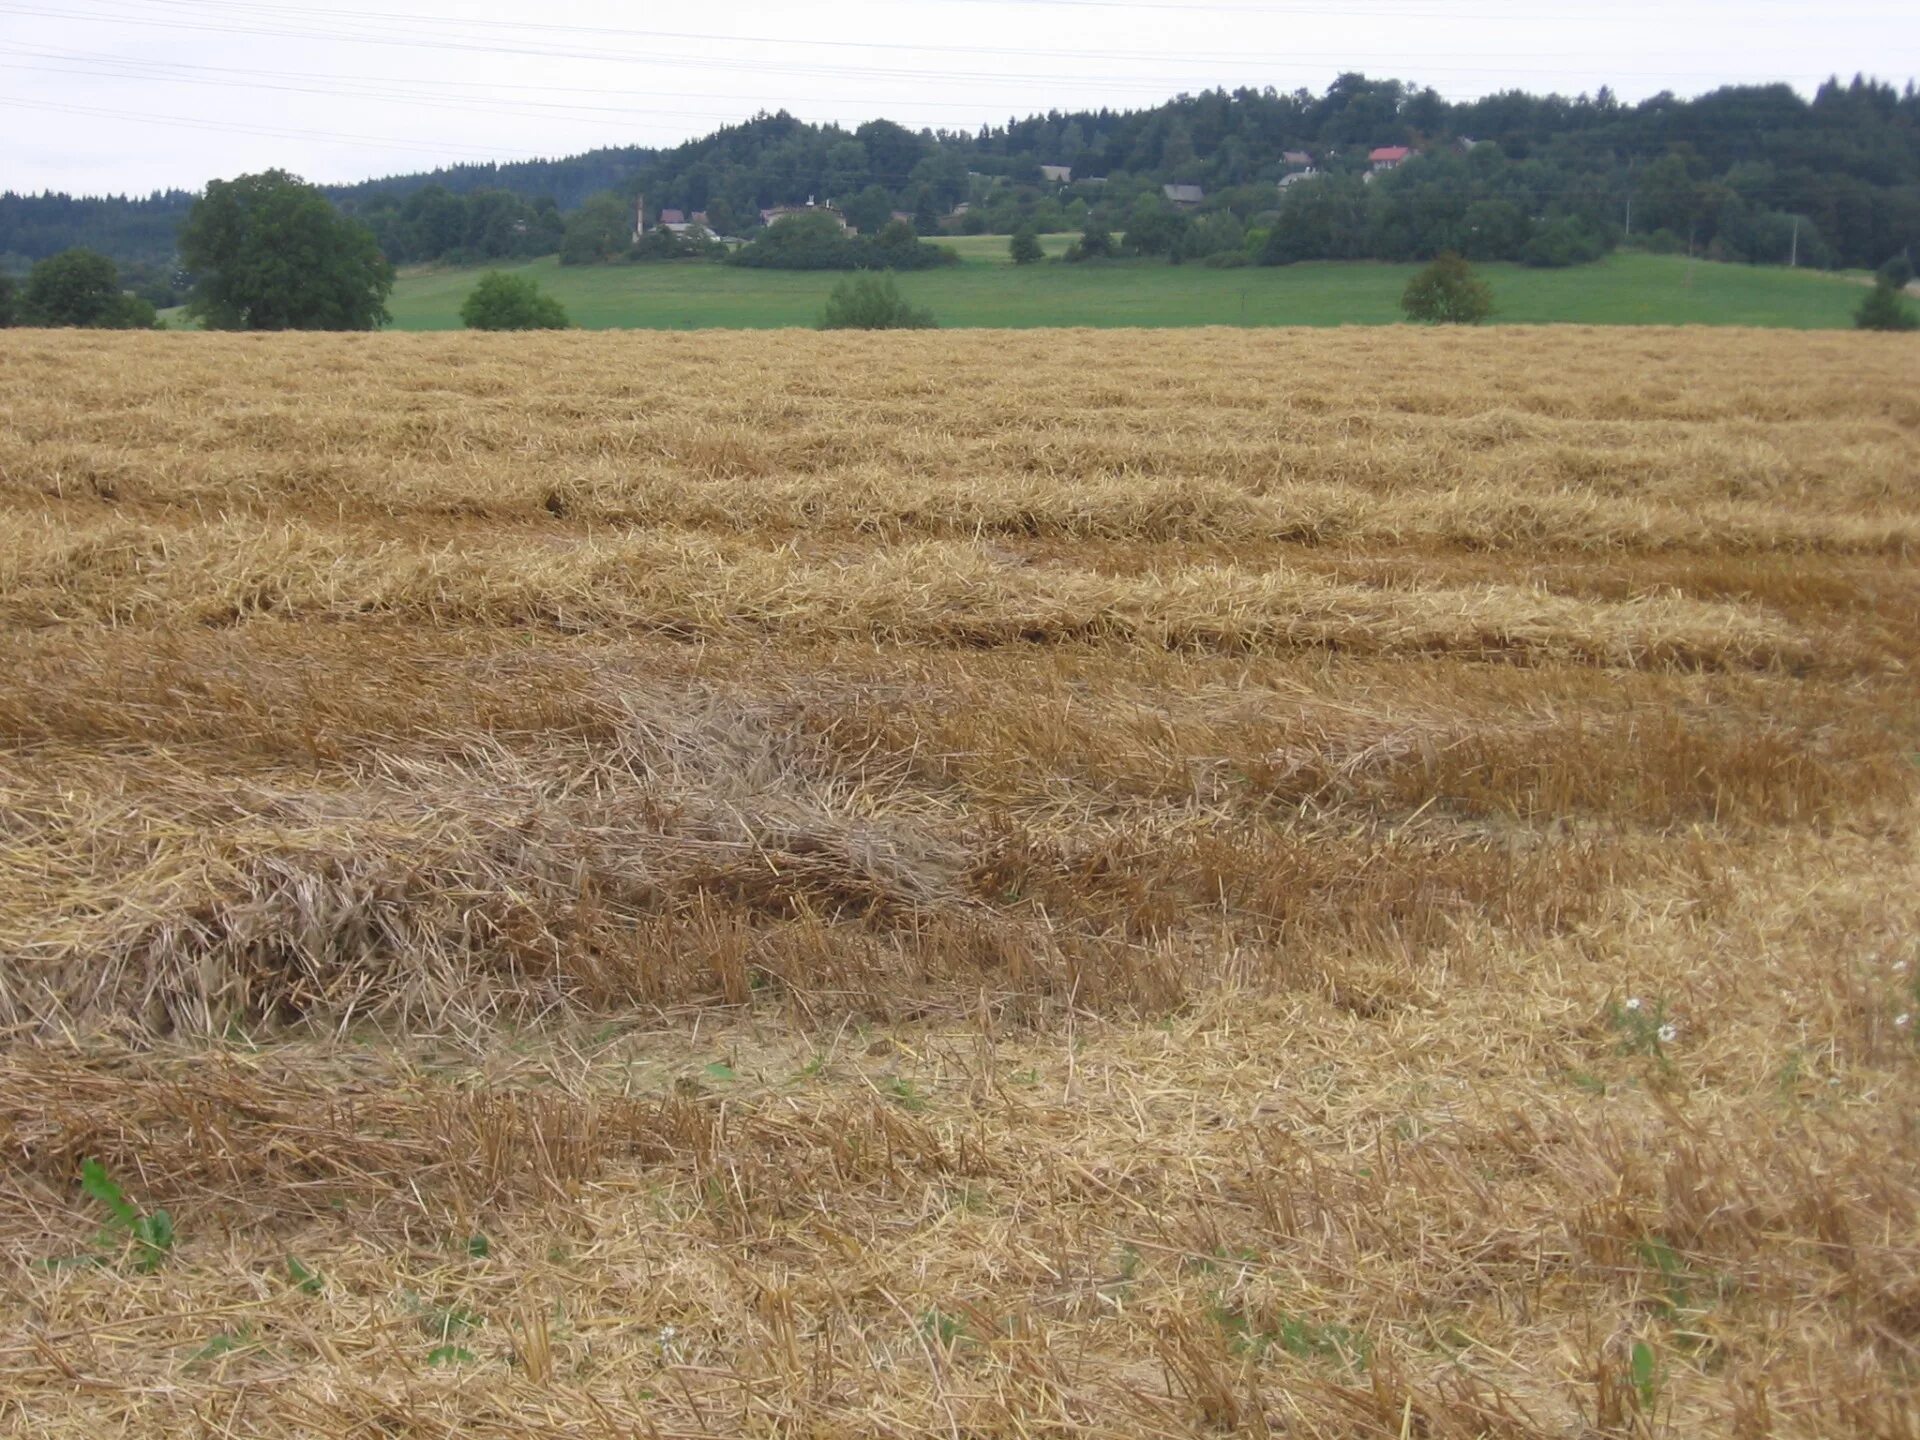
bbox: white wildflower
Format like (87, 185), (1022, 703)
(1657, 1023), (1678, 1045)
(1897, 1013), (1913, 1031)
(1895, 960), (1911, 976)
(1624, 997), (1643, 1013)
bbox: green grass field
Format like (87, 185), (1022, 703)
(380, 242), (1867, 331)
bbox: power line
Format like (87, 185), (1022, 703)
(107, 0), (1892, 67)
(11, 0), (1905, 89)
(0, 95), (556, 160)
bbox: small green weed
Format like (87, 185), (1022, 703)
(465, 1233), (491, 1259)
(882, 1077), (927, 1113)
(187, 1326), (254, 1367)
(421, 1304), (484, 1342)
(77, 1160), (174, 1272)
(426, 1345), (478, 1367)
(1209, 1301), (1369, 1371)
(1606, 997), (1679, 1060)
(1635, 1238), (1693, 1320)
(286, 1256), (325, 1295)
(919, 1308), (967, 1348)
(1629, 1339), (1660, 1411)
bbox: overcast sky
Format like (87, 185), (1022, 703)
(3, 0), (1915, 197)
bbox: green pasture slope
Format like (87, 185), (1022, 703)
(382, 241), (1861, 331)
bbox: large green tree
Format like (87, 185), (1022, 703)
(23, 248), (154, 328)
(558, 194), (633, 265)
(180, 171), (394, 330)
(0, 272), (17, 327)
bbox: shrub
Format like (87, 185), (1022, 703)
(1010, 228), (1044, 265)
(865, 219), (960, 272)
(630, 226), (722, 263)
(818, 273), (935, 330)
(1522, 217), (1608, 268)
(1401, 251), (1494, 324)
(460, 272), (571, 330)
(1855, 280), (1919, 332)
(1063, 221), (1116, 263)
(731, 213), (956, 272)
(1877, 255), (1914, 291)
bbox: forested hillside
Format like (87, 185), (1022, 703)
(5, 73), (1916, 273)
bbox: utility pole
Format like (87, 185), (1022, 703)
(1624, 195), (1632, 240)
(1789, 216), (1799, 268)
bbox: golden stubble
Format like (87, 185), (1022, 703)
(1, 326), (1916, 1438)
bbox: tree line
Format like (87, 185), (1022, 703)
(4, 72), (1917, 278)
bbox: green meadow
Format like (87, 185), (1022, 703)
(381, 240), (1866, 331)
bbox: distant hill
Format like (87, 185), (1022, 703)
(5, 73), (1916, 273)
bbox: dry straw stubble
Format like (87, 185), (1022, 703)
(0, 325), (1917, 1438)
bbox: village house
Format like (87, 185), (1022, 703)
(1369, 146), (1412, 173)
(635, 199), (717, 241)
(1276, 169), (1319, 192)
(1039, 164), (1073, 183)
(1162, 183), (1205, 210)
(1281, 150), (1313, 169)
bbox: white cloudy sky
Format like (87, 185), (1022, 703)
(2, 0), (1915, 196)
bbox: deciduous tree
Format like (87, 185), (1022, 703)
(23, 248), (153, 328)
(180, 171), (393, 330)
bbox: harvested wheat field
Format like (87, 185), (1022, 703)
(2, 325), (1918, 1438)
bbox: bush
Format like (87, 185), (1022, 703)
(865, 219), (959, 272)
(1855, 280), (1919, 332)
(1010, 228), (1044, 265)
(1063, 221), (1116, 263)
(1202, 251), (1252, 268)
(1401, 252), (1494, 324)
(1877, 255), (1914, 290)
(730, 213), (956, 272)
(818, 273), (935, 330)
(629, 226), (721, 263)
(1522, 217), (1608, 268)
(460, 272), (570, 330)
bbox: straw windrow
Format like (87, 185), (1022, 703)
(1, 327), (1916, 1437)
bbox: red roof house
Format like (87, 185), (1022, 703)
(1368, 146), (1412, 171)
